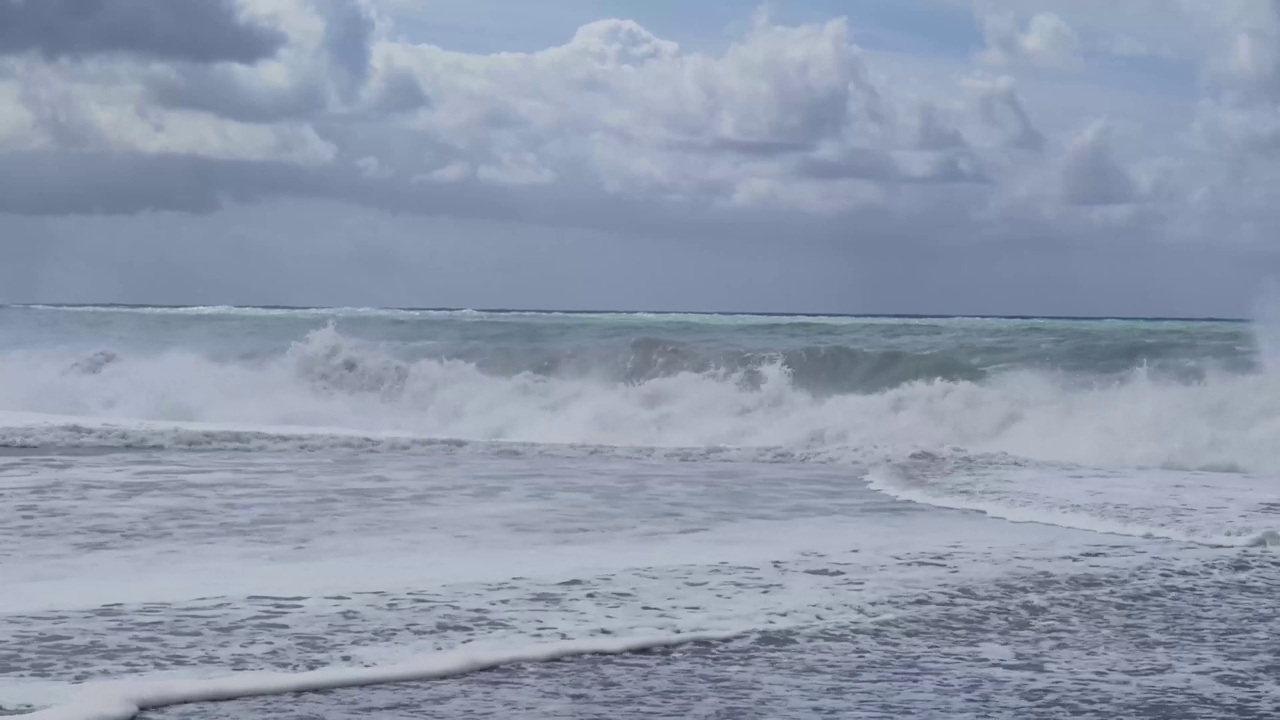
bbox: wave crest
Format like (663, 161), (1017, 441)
(465, 335), (987, 393)
(288, 325), (410, 398)
(6, 327), (1280, 474)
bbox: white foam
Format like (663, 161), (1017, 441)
(19, 631), (742, 720)
(0, 512), (882, 614)
(0, 432), (1187, 716)
(867, 452), (1280, 547)
(5, 325), (1280, 474)
(12, 304), (1026, 326)
(0, 444), (996, 615)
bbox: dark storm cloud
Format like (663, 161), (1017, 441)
(0, 0), (285, 63)
(322, 0), (375, 91)
(145, 1), (377, 122)
(1061, 122), (1137, 206)
(148, 70), (330, 123)
(0, 150), (981, 249)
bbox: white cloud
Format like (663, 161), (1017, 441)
(0, 0), (1276, 262)
(10, 59), (335, 164)
(981, 12), (1080, 69)
(0, 79), (37, 147)
(968, 0), (1202, 64)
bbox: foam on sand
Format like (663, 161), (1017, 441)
(866, 451), (1280, 548)
(17, 631), (741, 720)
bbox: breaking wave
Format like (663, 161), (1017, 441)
(431, 335), (988, 391)
(4, 324), (1280, 474)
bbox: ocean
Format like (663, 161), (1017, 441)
(1, 304), (1278, 719)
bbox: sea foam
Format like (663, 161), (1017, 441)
(4, 324), (1280, 473)
(866, 451), (1280, 547)
(19, 631), (741, 720)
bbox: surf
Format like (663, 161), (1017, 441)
(15, 631), (743, 720)
(0, 321), (1279, 474)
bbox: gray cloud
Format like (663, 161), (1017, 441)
(0, 147), (1020, 268)
(0, 0), (285, 63)
(696, 138), (815, 157)
(794, 149), (904, 181)
(147, 66), (330, 124)
(365, 66), (431, 114)
(144, 2), (377, 122)
(0, 10), (1202, 243)
(2, 13), (980, 220)
(971, 76), (1046, 152)
(322, 0), (376, 94)
(0, 150), (866, 241)
(4, 3), (1280, 315)
(1061, 121), (1137, 205)
(0, 152), (226, 215)
(914, 104), (968, 151)
(7, 199), (1278, 318)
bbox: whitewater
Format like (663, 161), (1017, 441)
(2, 304), (1278, 718)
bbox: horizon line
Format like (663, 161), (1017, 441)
(5, 302), (1249, 323)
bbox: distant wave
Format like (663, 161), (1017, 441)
(456, 336), (987, 392)
(9, 303), (1244, 325)
(16, 303), (918, 328)
(4, 324), (1280, 473)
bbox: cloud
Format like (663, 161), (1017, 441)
(981, 11), (1080, 69)
(143, 1), (378, 123)
(964, 75), (1046, 152)
(968, 0), (1202, 65)
(0, 0), (285, 64)
(1060, 120), (1137, 206)
(913, 103), (968, 151)
(9, 2), (1280, 315)
(3, 9), (965, 221)
(1220, 25), (1280, 105)
(0, 0), (1276, 269)
(320, 0), (376, 97)
(8, 60), (336, 162)
(359, 15), (980, 215)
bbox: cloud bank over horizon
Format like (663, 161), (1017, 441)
(3, 0), (1280, 316)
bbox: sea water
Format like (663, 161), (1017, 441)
(1, 305), (1277, 718)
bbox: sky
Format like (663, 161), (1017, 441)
(2, 0), (1280, 317)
